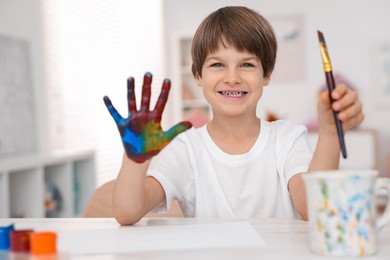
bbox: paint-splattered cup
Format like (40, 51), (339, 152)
(302, 170), (390, 256)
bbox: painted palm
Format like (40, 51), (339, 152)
(104, 72), (192, 163)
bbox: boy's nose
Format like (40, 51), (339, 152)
(223, 69), (242, 85)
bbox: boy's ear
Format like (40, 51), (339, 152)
(263, 73), (272, 86)
(194, 71), (203, 87)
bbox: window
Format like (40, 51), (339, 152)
(42, 0), (165, 185)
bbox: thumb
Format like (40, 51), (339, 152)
(164, 121), (192, 141)
(318, 90), (331, 112)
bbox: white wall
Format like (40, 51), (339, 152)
(163, 0), (390, 176)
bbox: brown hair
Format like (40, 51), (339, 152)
(191, 6), (277, 78)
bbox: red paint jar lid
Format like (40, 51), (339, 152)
(10, 229), (34, 253)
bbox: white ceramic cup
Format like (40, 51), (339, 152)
(302, 170), (390, 256)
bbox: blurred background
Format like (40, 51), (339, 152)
(1, 0), (389, 217)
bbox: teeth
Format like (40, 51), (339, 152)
(221, 91), (246, 97)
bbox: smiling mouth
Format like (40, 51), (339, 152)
(218, 91), (248, 97)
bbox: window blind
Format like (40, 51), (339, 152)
(41, 0), (165, 186)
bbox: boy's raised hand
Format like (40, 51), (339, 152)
(103, 72), (192, 163)
(318, 83), (364, 134)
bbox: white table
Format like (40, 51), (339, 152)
(1, 218), (389, 259)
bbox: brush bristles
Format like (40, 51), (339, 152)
(317, 30), (325, 43)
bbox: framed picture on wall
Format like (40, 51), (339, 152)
(0, 34), (37, 158)
(373, 40), (390, 108)
(268, 14), (306, 83)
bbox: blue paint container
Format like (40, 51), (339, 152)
(0, 224), (15, 250)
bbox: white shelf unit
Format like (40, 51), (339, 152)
(171, 34), (211, 128)
(0, 151), (95, 218)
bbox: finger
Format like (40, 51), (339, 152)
(141, 72), (152, 113)
(127, 77), (137, 113)
(332, 89), (358, 112)
(103, 96), (124, 124)
(164, 121), (192, 141)
(342, 112), (365, 131)
(154, 79), (171, 116)
(331, 83), (348, 100)
(338, 99), (363, 121)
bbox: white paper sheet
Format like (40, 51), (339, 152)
(58, 221), (266, 255)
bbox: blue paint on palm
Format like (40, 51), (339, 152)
(122, 129), (143, 154)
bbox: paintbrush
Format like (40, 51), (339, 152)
(317, 30), (347, 159)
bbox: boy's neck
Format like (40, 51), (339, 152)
(206, 116), (261, 155)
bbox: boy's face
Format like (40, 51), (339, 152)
(195, 42), (271, 118)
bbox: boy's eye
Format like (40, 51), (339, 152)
(241, 63), (254, 68)
(211, 63), (223, 68)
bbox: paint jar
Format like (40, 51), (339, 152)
(302, 170), (390, 256)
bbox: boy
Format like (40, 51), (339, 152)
(104, 6), (364, 225)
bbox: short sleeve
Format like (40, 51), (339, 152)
(283, 126), (313, 182)
(272, 120), (312, 184)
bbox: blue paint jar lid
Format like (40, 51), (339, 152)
(0, 224), (15, 250)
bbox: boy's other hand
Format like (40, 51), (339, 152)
(103, 72), (192, 163)
(318, 83), (364, 134)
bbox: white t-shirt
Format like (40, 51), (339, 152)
(147, 119), (313, 219)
